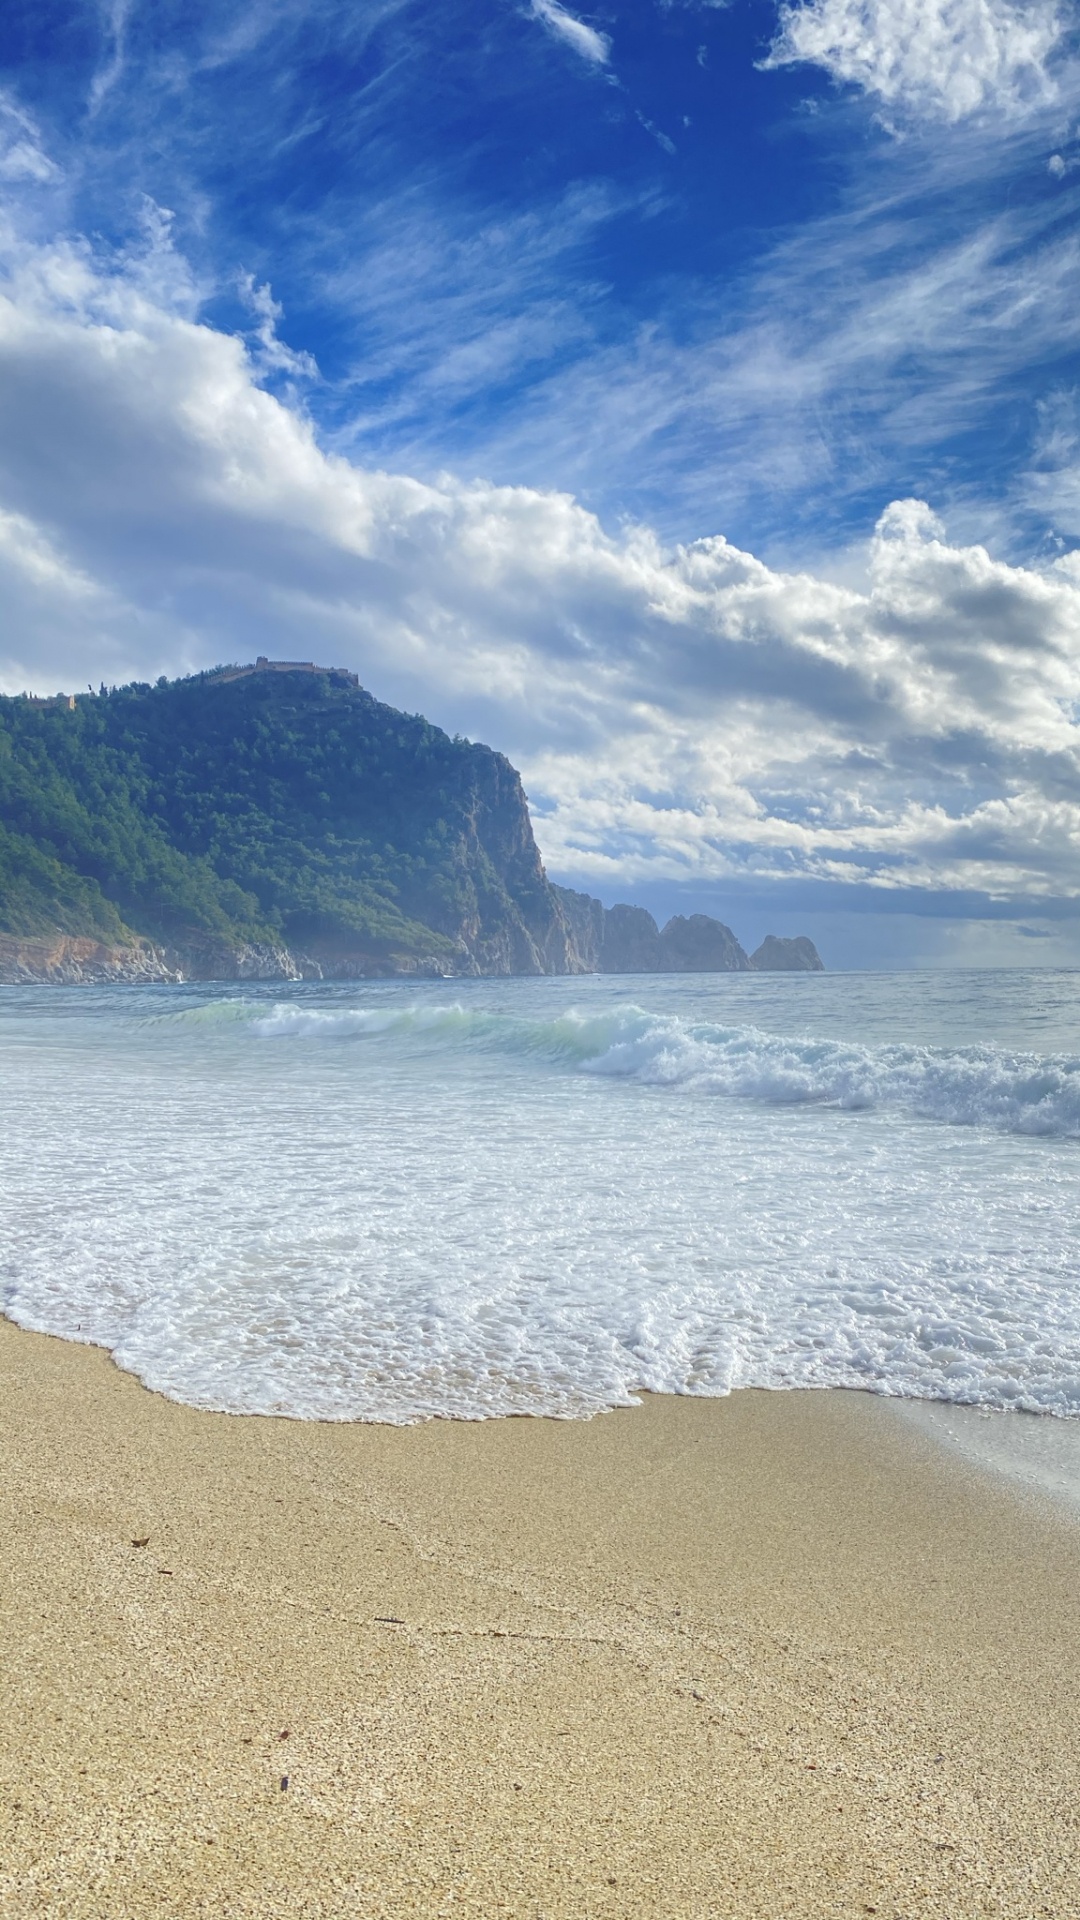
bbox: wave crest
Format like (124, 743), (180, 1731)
(173, 998), (1080, 1139)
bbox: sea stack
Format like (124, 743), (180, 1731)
(749, 935), (824, 971)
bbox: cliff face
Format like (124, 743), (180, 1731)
(0, 932), (313, 986)
(599, 904), (664, 972)
(0, 915), (823, 985)
(550, 885), (605, 972)
(554, 900), (753, 974)
(412, 745), (584, 976)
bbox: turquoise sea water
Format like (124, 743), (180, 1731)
(3, 969), (1080, 1423)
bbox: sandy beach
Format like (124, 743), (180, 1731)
(2, 1317), (1079, 1918)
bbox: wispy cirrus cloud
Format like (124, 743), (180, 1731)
(313, 177), (635, 455)
(238, 273), (320, 381)
(400, 153), (1080, 554)
(0, 94), (61, 184)
(528, 0), (611, 66)
(88, 0), (137, 116)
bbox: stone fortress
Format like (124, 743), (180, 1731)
(210, 656), (360, 687)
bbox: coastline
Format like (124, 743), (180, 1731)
(3, 1318), (1079, 1917)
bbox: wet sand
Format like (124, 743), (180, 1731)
(2, 1315), (1079, 1918)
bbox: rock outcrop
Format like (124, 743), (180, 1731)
(749, 935), (824, 972)
(0, 934), (178, 986)
(0, 933), (312, 985)
(549, 903), (764, 974)
(557, 905), (822, 976)
(658, 915), (749, 972)
(599, 904), (664, 972)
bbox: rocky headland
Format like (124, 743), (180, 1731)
(0, 664), (822, 982)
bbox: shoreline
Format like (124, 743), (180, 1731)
(12, 1301), (1080, 1520)
(894, 1393), (1080, 1520)
(3, 1317), (1080, 1917)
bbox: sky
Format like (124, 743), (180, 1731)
(1, 0), (1080, 965)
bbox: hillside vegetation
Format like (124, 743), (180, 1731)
(0, 670), (571, 975)
(0, 667), (823, 980)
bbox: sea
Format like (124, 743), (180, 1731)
(4, 969), (1080, 1458)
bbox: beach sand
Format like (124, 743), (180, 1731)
(2, 1317), (1079, 1918)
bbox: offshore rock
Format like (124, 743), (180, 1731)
(658, 914), (750, 972)
(598, 905), (663, 972)
(749, 934), (824, 972)
(550, 900), (824, 976)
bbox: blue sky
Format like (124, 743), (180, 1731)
(2, 0), (1080, 963)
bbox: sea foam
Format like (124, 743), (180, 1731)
(174, 996), (1080, 1139)
(4, 975), (1080, 1424)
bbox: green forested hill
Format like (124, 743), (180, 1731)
(0, 669), (575, 977)
(0, 667), (824, 981)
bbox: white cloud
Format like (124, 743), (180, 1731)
(529, 0), (611, 67)
(0, 95), (61, 185)
(0, 143), (59, 186)
(0, 505), (179, 696)
(0, 506), (103, 599)
(238, 274), (319, 380)
(2, 220), (1080, 906)
(765, 0), (1067, 122)
(1018, 388), (1080, 539)
(88, 0), (136, 116)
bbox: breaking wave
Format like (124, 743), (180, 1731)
(6, 975), (1080, 1424)
(168, 998), (1080, 1139)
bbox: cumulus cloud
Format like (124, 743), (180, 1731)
(765, 0), (1067, 122)
(2, 219), (1080, 906)
(529, 0), (611, 67)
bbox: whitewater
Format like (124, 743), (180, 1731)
(3, 969), (1080, 1423)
